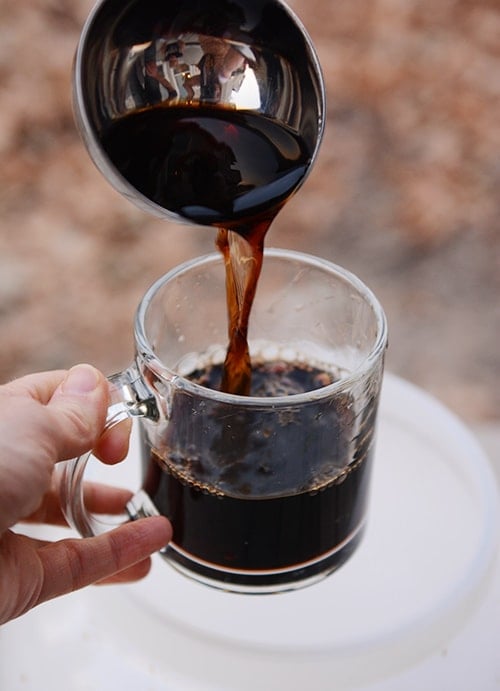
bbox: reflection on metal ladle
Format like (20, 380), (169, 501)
(134, 35), (259, 108)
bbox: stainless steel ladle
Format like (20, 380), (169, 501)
(73, 0), (325, 227)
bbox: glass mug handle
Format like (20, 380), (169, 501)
(58, 366), (161, 538)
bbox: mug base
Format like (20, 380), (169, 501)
(159, 524), (365, 594)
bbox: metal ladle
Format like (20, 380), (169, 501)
(73, 0), (325, 229)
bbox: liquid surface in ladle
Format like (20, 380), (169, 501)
(103, 103), (314, 394)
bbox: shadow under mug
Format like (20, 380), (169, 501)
(59, 249), (388, 594)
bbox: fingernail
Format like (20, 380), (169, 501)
(63, 364), (100, 395)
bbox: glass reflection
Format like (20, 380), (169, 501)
(124, 34), (260, 111)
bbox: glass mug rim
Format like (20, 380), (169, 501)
(135, 247), (388, 406)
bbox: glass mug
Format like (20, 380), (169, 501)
(59, 249), (387, 594)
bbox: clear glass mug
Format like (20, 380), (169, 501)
(59, 249), (388, 594)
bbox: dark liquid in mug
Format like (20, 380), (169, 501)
(142, 361), (376, 586)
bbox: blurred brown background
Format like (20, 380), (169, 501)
(0, 0), (499, 428)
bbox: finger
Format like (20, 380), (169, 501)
(83, 482), (134, 514)
(96, 558), (153, 584)
(36, 516), (172, 606)
(2, 365), (111, 466)
(5, 534), (152, 584)
(3, 370), (68, 404)
(47, 364), (111, 461)
(25, 481), (134, 526)
(7, 367), (132, 464)
(93, 418), (132, 464)
(48, 368), (133, 464)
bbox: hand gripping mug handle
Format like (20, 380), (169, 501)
(58, 366), (161, 538)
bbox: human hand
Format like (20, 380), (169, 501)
(0, 364), (172, 625)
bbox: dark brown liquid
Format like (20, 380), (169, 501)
(102, 104), (311, 232)
(102, 104), (313, 394)
(142, 361), (376, 586)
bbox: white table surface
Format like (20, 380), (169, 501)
(1, 373), (499, 690)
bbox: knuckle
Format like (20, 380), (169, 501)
(60, 539), (88, 591)
(61, 403), (101, 451)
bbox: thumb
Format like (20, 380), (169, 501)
(46, 364), (111, 462)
